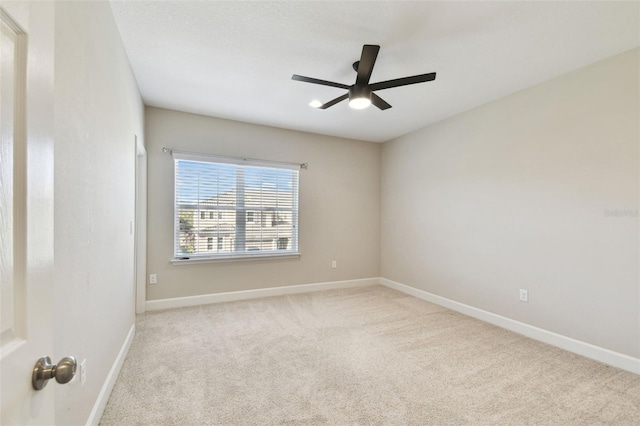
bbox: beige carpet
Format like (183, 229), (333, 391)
(100, 285), (640, 425)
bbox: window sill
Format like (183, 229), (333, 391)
(170, 252), (301, 265)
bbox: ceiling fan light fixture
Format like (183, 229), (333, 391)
(309, 100), (322, 108)
(348, 86), (372, 110)
(349, 97), (371, 109)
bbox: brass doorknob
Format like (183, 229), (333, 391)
(32, 356), (77, 390)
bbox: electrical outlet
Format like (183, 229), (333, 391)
(331, 260), (337, 269)
(149, 274), (157, 285)
(519, 289), (528, 302)
(80, 359), (87, 385)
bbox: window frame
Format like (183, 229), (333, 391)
(171, 152), (300, 263)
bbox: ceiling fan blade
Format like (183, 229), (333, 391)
(292, 74), (351, 90)
(356, 44), (380, 86)
(371, 93), (392, 110)
(369, 72), (436, 91)
(319, 93), (349, 109)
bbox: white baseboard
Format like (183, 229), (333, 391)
(86, 324), (136, 426)
(380, 278), (640, 375)
(145, 277), (379, 311)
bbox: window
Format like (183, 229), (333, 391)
(173, 153), (299, 260)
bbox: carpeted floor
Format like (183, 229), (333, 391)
(100, 285), (640, 425)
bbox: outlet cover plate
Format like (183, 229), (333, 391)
(519, 289), (528, 302)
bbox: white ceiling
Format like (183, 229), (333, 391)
(110, 1), (639, 143)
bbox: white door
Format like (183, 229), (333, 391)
(1, 1), (56, 424)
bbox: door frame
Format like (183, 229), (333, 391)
(134, 135), (147, 314)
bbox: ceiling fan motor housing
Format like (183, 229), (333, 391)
(349, 85), (372, 102)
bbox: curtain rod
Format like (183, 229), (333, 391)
(162, 147), (308, 169)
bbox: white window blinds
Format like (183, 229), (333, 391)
(173, 153), (299, 259)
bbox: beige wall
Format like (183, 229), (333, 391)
(53, 2), (144, 424)
(381, 48), (639, 358)
(146, 107), (380, 300)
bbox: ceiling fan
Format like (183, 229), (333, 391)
(292, 44), (436, 110)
